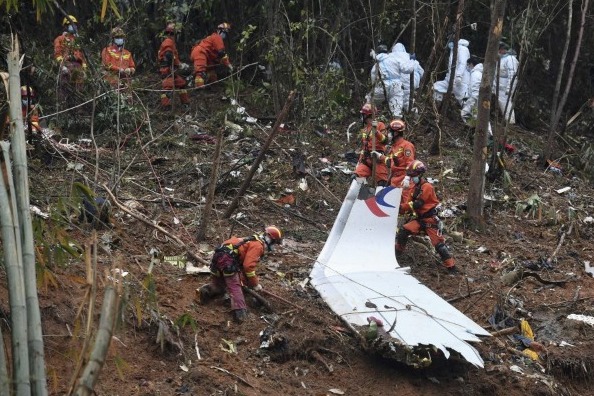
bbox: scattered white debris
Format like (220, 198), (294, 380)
(66, 162), (84, 171)
(558, 341), (575, 347)
(476, 246), (489, 253)
(164, 187), (174, 192)
(30, 205), (49, 219)
(245, 116), (258, 124)
(173, 217), (180, 225)
(299, 178), (308, 191)
(583, 216), (594, 224)
(584, 261), (593, 277)
(567, 314), (594, 326)
(328, 389), (345, 395)
(180, 364), (189, 372)
(186, 263), (210, 275)
(510, 365), (524, 374)
(555, 186), (571, 194)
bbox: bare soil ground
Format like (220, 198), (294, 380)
(1, 85), (594, 396)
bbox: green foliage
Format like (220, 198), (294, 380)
(175, 312), (198, 331)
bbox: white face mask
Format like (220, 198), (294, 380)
(114, 38), (125, 46)
(412, 176), (420, 184)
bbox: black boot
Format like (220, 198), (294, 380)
(233, 308), (248, 323)
(197, 285), (212, 304)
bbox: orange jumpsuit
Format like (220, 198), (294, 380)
(54, 33), (87, 100)
(355, 122), (389, 184)
(206, 236), (265, 311)
(190, 32), (231, 87)
(22, 105), (41, 133)
(397, 179), (454, 268)
(157, 36), (189, 106)
(380, 136), (415, 187)
(101, 44), (136, 87)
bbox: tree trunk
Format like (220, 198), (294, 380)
(430, 0), (464, 155)
(467, 0), (507, 228)
(544, 0), (590, 163)
(408, 0), (417, 112)
(196, 126), (224, 241)
(224, 91), (296, 219)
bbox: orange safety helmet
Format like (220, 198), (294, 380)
(389, 119), (406, 132)
(265, 226), (283, 245)
(360, 103), (376, 116)
(406, 160), (426, 177)
(20, 85), (35, 98)
(217, 22), (231, 32)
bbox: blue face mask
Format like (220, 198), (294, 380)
(22, 99), (30, 107)
(114, 38), (125, 46)
(447, 41), (454, 50)
(67, 24), (77, 34)
(412, 176), (420, 184)
(220, 31), (227, 40)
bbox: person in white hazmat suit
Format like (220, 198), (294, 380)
(433, 39), (470, 105)
(391, 43), (425, 112)
(365, 44), (414, 118)
(493, 42), (519, 124)
(461, 56), (492, 135)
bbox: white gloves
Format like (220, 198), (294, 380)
(124, 67), (134, 75)
(370, 151), (382, 159)
(252, 284), (263, 292)
(61, 66), (69, 74)
(401, 176), (411, 188)
(228, 64), (234, 72)
(371, 120), (378, 127)
(369, 49), (376, 60)
(180, 63), (189, 71)
(454, 76), (462, 85)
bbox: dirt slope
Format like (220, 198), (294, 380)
(1, 86), (594, 396)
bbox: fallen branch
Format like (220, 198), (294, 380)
(102, 184), (209, 266)
(210, 366), (254, 388)
(260, 289), (304, 310)
(549, 222), (574, 263)
(242, 286), (274, 313)
(490, 327), (517, 337)
(310, 350), (334, 373)
(447, 290), (483, 304)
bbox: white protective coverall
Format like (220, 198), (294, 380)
(366, 49), (414, 117)
(494, 50), (519, 124)
(461, 63), (492, 135)
(391, 43), (425, 112)
(433, 39), (470, 105)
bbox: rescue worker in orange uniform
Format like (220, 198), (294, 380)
(21, 86), (41, 133)
(198, 226), (283, 322)
(371, 119), (415, 188)
(354, 103), (389, 186)
(397, 160), (458, 273)
(101, 27), (136, 88)
(190, 22), (233, 88)
(157, 22), (190, 108)
(53, 15), (87, 105)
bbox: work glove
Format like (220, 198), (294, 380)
(252, 284), (263, 292)
(370, 150), (382, 159)
(409, 53), (416, 61)
(179, 62), (189, 71)
(369, 49), (376, 60)
(454, 76), (462, 85)
(371, 120), (378, 128)
(401, 176), (411, 188)
(61, 66), (69, 74)
(124, 67), (133, 75)
(228, 64), (234, 72)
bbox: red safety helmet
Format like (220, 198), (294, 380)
(217, 22), (231, 32)
(360, 103), (376, 116)
(20, 85), (35, 98)
(265, 226), (283, 245)
(406, 160), (426, 177)
(389, 119), (406, 133)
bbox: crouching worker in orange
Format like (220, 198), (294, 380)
(371, 118), (415, 188)
(101, 27), (136, 88)
(190, 22), (233, 88)
(198, 226), (283, 322)
(21, 86), (41, 134)
(396, 160), (458, 273)
(354, 103), (389, 186)
(157, 22), (190, 108)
